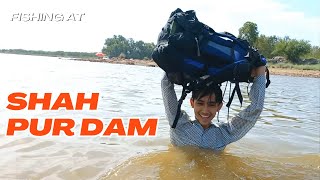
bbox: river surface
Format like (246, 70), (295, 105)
(0, 54), (319, 179)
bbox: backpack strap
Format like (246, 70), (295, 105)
(172, 85), (190, 128)
(226, 66), (270, 111)
(266, 67), (271, 88)
(226, 81), (243, 108)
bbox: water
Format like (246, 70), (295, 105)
(0, 54), (319, 179)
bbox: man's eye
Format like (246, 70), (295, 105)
(196, 102), (204, 105)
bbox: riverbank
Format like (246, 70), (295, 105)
(66, 58), (320, 78)
(268, 67), (320, 78)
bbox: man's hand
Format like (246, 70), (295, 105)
(251, 66), (266, 77)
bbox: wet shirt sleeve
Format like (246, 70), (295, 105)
(216, 75), (266, 145)
(161, 73), (189, 127)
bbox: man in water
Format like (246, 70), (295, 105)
(161, 66), (266, 150)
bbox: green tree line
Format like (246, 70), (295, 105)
(103, 23), (319, 63)
(102, 35), (155, 59)
(239, 21), (319, 63)
(0, 49), (95, 58)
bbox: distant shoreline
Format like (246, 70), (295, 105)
(2, 52), (319, 78)
(66, 58), (320, 78)
(268, 67), (320, 78)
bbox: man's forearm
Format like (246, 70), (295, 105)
(161, 74), (179, 126)
(237, 74), (266, 121)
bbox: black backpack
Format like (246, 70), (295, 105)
(152, 8), (270, 128)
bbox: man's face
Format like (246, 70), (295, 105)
(190, 94), (223, 129)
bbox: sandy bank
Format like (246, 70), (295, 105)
(67, 58), (319, 78)
(268, 68), (320, 78)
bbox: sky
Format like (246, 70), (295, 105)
(0, 0), (319, 52)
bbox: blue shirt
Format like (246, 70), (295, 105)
(161, 74), (266, 150)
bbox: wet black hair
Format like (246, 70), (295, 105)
(191, 84), (223, 103)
